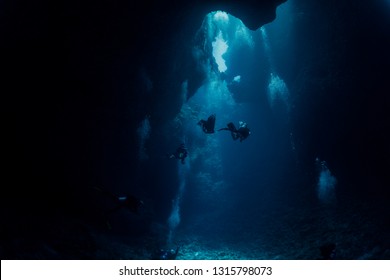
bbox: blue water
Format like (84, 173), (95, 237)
(2, 0), (389, 260)
(156, 4), (389, 259)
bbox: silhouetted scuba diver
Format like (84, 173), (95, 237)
(91, 186), (145, 230)
(218, 121), (251, 142)
(198, 114), (216, 134)
(111, 194), (144, 215)
(151, 246), (180, 260)
(167, 143), (188, 164)
(93, 186), (144, 215)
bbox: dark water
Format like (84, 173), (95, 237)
(1, 0), (389, 259)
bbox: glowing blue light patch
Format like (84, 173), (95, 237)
(260, 27), (270, 53)
(267, 73), (290, 109)
(234, 23), (254, 48)
(317, 161), (337, 204)
(137, 116), (151, 161)
(168, 197), (180, 230)
(233, 75), (241, 83)
(212, 31), (228, 72)
(213, 11), (229, 23)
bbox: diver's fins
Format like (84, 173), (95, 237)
(208, 114), (216, 132)
(227, 122), (237, 131)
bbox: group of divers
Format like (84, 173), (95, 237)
(93, 115), (337, 260)
(167, 114), (251, 164)
(92, 114), (251, 259)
